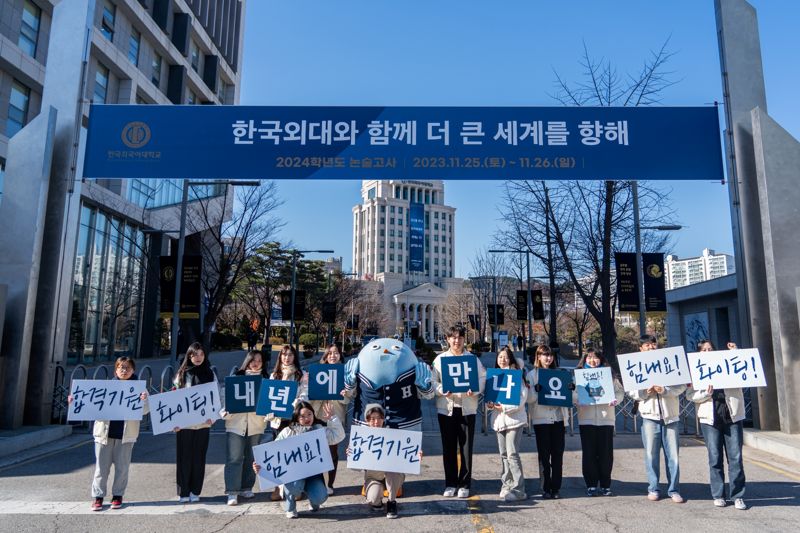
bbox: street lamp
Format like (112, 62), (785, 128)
(289, 249), (334, 353)
(632, 181), (682, 336)
(170, 179), (260, 362)
(489, 248), (534, 352)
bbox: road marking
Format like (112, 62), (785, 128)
(744, 457), (800, 482)
(0, 500), (284, 515)
(466, 495), (495, 533)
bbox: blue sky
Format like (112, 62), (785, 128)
(239, 0), (799, 277)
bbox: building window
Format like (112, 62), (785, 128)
(390, 205), (395, 213)
(100, 1), (116, 41)
(128, 29), (140, 66)
(7, 80), (31, 137)
(434, 212), (439, 219)
(151, 53), (162, 87)
(217, 79), (228, 103)
(189, 39), (200, 72)
(369, 188), (377, 200)
(93, 63), (109, 103)
(0, 158), (5, 207)
(19, 0), (41, 57)
(379, 204), (385, 212)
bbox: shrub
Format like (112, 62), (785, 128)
(211, 332), (242, 350)
(269, 336), (285, 345)
(298, 333), (321, 348)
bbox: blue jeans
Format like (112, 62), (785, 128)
(282, 474), (328, 513)
(640, 418), (680, 495)
(224, 432), (262, 495)
(700, 421), (746, 499)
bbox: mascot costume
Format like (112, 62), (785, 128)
(344, 338), (433, 431)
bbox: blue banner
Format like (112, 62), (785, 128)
(537, 368), (573, 407)
(224, 375), (262, 414)
(440, 355), (479, 394)
(83, 105), (723, 181)
(308, 364), (345, 400)
(409, 202), (424, 272)
(485, 368), (522, 406)
(255, 379), (298, 417)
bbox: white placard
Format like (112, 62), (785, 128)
(346, 425), (422, 475)
(573, 367), (615, 405)
(68, 379), (147, 421)
(618, 346), (689, 391)
(149, 381), (221, 435)
(253, 428), (333, 490)
(687, 348), (766, 389)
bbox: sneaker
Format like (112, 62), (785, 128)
(499, 488), (510, 499)
(386, 500), (398, 519)
(671, 493), (685, 504)
(542, 491), (553, 499)
(647, 491), (660, 501)
(734, 498), (747, 510)
(189, 492), (200, 503)
(286, 510), (298, 519)
(227, 495), (238, 506)
(110, 496), (122, 509)
(369, 503), (384, 512)
(326, 486), (334, 496)
(713, 498), (727, 508)
(271, 488), (282, 501)
(457, 488), (470, 498)
(91, 498), (103, 511)
(178, 496), (190, 503)
(503, 492), (519, 502)
(240, 490), (255, 499)
(443, 487), (456, 497)
(308, 501), (320, 512)
(586, 487), (598, 497)
(599, 488), (613, 497)
(551, 491), (561, 499)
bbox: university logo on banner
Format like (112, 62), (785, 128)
(537, 368), (573, 407)
(255, 379), (298, 417)
(573, 367), (615, 405)
(347, 425), (422, 475)
(224, 375), (262, 413)
(687, 348), (767, 390)
(484, 369), (522, 406)
(617, 346), (689, 391)
(68, 379), (147, 421)
(253, 429), (333, 490)
(440, 355), (479, 394)
(150, 381), (221, 435)
(308, 364), (345, 400)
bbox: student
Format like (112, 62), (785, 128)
(574, 348), (624, 496)
(220, 350), (269, 506)
(432, 324), (486, 498)
(347, 403), (422, 519)
(526, 344), (570, 499)
(309, 344), (350, 495)
(253, 401), (345, 518)
(68, 356), (148, 511)
(173, 342), (216, 503)
(486, 346), (528, 502)
(689, 340), (747, 510)
(628, 334), (686, 503)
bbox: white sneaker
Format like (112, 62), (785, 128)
(286, 510), (298, 519)
(178, 496), (190, 503)
(443, 487), (456, 497)
(189, 493), (200, 503)
(734, 498), (747, 510)
(240, 490), (255, 499)
(503, 492), (519, 502)
(326, 486), (334, 496)
(499, 488), (510, 498)
(227, 495), (238, 506)
(713, 498), (726, 507)
(457, 488), (470, 498)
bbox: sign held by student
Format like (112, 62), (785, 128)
(618, 346), (689, 391)
(687, 348), (766, 389)
(574, 367), (615, 405)
(255, 379), (298, 417)
(68, 379), (147, 421)
(347, 425), (422, 475)
(150, 381), (221, 435)
(253, 428), (333, 490)
(537, 368), (573, 407)
(224, 375), (262, 413)
(440, 355), (479, 394)
(484, 369), (522, 406)
(308, 364), (345, 400)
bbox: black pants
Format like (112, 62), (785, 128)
(438, 408), (475, 489)
(534, 422), (565, 493)
(327, 443), (339, 487)
(176, 427), (210, 497)
(579, 425), (614, 489)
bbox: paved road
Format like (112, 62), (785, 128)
(3, 397), (799, 532)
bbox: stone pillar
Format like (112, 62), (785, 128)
(394, 302), (401, 333)
(420, 305), (426, 341)
(429, 305), (436, 341)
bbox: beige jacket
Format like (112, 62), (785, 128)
(489, 384), (528, 432)
(628, 385), (686, 424)
(432, 351), (487, 416)
(573, 376), (625, 427)
(275, 416), (345, 445)
(93, 396), (150, 445)
(525, 368), (569, 426)
(689, 386), (746, 425)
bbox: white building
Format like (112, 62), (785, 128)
(665, 249), (735, 290)
(352, 179), (458, 340)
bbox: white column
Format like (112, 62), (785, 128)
(420, 304), (427, 341)
(428, 305), (436, 340)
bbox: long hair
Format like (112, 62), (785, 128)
(495, 345), (528, 386)
(319, 344), (343, 365)
(533, 344), (555, 369)
(290, 400), (326, 427)
(237, 350), (268, 377)
(176, 342), (214, 386)
(272, 344), (302, 382)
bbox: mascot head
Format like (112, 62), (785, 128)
(356, 338), (417, 387)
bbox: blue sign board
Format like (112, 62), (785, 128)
(83, 105), (723, 181)
(255, 379), (298, 417)
(224, 375), (262, 413)
(409, 202), (424, 272)
(537, 368), (573, 407)
(485, 368), (522, 406)
(440, 355), (479, 394)
(308, 364), (345, 400)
